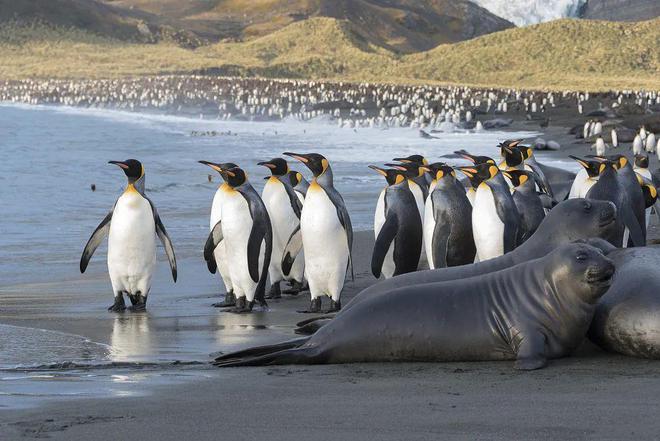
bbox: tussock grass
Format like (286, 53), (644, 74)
(0, 17), (658, 91)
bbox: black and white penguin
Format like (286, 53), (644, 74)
(604, 154), (647, 246)
(458, 163), (520, 261)
(568, 156), (601, 199)
(369, 165), (422, 278)
(501, 170), (546, 244)
(201, 161), (238, 307)
(288, 170), (310, 202)
(586, 158), (645, 248)
(282, 152), (353, 313)
(393, 154), (432, 186)
(201, 162), (272, 313)
(422, 163), (475, 268)
(519, 146), (554, 199)
(258, 158), (303, 299)
(80, 159), (177, 312)
(386, 161), (428, 219)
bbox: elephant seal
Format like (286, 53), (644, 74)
(589, 246), (660, 359)
(295, 198), (618, 334)
(214, 243), (615, 370)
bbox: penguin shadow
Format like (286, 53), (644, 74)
(109, 313), (154, 362)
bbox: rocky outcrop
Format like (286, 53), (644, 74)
(580, 0), (660, 21)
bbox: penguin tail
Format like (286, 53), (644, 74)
(294, 317), (334, 335)
(213, 337), (318, 367)
(213, 337), (310, 366)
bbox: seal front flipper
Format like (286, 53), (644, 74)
(214, 337), (310, 365)
(204, 220), (224, 274)
(281, 225), (302, 276)
(372, 216), (398, 278)
(80, 209), (113, 273)
(513, 329), (547, 371)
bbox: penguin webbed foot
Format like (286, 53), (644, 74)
(281, 281), (308, 295)
(325, 300), (341, 313)
(212, 291), (236, 308)
(225, 297), (254, 314)
(297, 298), (322, 314)
(108, 294), (126, 313)
(265, 283), (281, 299)
(128, 293), (147, 312)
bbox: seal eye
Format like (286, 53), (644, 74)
(576, 253), (588, 261)
(583, 201), (592, 212)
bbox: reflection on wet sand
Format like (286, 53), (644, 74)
(110, 314), (154, 363)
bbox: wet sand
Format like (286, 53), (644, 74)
(3, 228), (660, 439)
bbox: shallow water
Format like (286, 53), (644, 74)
(0, 103), (572, 409)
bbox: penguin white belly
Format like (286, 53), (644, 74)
(108, 190), (156, 296)
(568, 170), (587, 199)
(301, 185), (349, 300)
(409, 181), (426, 267)
(263, 179), (299, 282)
(289, 191), (307, 283)
(221, 191), (264, 301)
(467, 189), (476, 206)
(210, 187), (233, 293)
(423, 194), (437, 269)
(472, 186), (504, 261)
(374, 189), (395, 278)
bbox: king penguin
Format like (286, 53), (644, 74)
(258, 158), (303, 299)
(201, 162), (272, 313)
(282, 152), (353, 313)
(201, 161), (238, 307)
(80, 159), (177, 312)
(501, 170), (547, 244)
(568, 156), (601, 199)
(458, 163), (520, 261)
(422, 163), (475, 268)
(369, 165), (422, 278)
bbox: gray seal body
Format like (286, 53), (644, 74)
(215, 243), (614, 370)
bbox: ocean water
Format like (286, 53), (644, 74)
(0, 103), (551, 287)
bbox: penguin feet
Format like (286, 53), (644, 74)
(128, 294), (147, 312)
(298, 298), (322, 314)
(282, 281), (308, 295)
(108, 295), (126, 313)
(213, 291), (236, 308)
(226, 297), (254, 314)
(325, 300), (341, 313)
(265, 283), (281, 300)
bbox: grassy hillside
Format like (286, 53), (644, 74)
(0, 17), (658, 90)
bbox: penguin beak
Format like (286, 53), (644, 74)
(108, 160), (129, 170)
(257, 161), (276, 169)
(384, 163), (408, 172)
(502, 170), (513, 180)
(455, 152), (476, 163)
(283, 152), (309, 163)
(198, 160), (225, 174)
(368, 165), (388, 177)
(457, 166), (477, 178)
(392, 157), (412, 164)
(420, 166), (431, 174)
(509, 139), (523, 147)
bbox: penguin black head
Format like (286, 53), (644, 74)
(498, 139), (524, 150)
(368, 165), (405, 186)
(422, 162), (455, 181)
(634, 154), (649, 169)
(392, 155), (428, 166)
(258, 158), (289, 176)
(520, 146), (534, 161)
(109, 159), (143, 182)
(385, 162), (425, 179)
(283, 152), (328, 177)
(502, 169), (550, 194)
(605, 154), (630, 170)
(501, 145), (525, 168)
(569, 156), (602, 179)
(217, 166), (247, 187)
(286, 170), (303, 187)
(457, 163), (496, 188)
(454, 150), (496, 165)
(640, 181), (658, 209)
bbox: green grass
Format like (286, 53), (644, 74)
(0, 17), (658, 91)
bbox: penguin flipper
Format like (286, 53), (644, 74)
(247, 220), (269, 284)
(80, 209), (113, 273)
(204, 221), (224, 274)
(282, 225), (303, 276)
(282, 178), (303, 219)
(326, 187), (354, 281)
(621, 204), (646, 247)
(371, 216), (398, 278)
(431, 217), (451, 269)
(154, 212), (177, 283)
(493, 190), (520, 252)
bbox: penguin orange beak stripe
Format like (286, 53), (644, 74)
(457, 167), (477, 177)
(109, 160), (129, 170)
(198, 160), (225, 174)
(283, 152), (309, 163)
(368, 165), (388, 176)
(392, 158), (412, 163)
(257, 161), (277, 169)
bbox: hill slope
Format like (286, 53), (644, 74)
(0, 16), (657, 90)
(107, 0), (514, 52)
